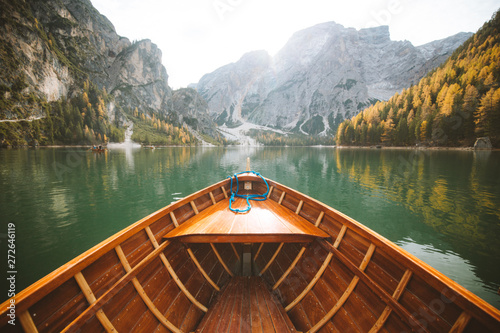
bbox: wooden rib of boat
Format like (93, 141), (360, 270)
(2, 169), (499, 333)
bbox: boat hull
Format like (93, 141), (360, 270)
(1, 174), (499, 332)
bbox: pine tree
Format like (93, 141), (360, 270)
(420, 120), (429, 142)
(441, 84), (461, 116)
(381, 119), (395, 144)
(395, 117), (409, 145)
(475, 88), (496, 137)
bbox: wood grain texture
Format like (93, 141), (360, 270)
(73, 272), (97, 306)
(2, 174), (500, 333)
(273, 247), (307, 290)
(368, 270), (413, 333)
(164, 198), (329, 243)
(285, 252), (334, 312)
(196, 277), (297, 332)
(186, 247), (220, 291)
(115, 244), (183, 332)
(18, 311), (38, 333)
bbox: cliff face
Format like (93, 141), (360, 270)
(107, 39), (172, 114)
(0, 0), (129, 101)
(168, 88), (216, 136)
(197, 50), (272, 127)
(197, 22), (471, 135)
(0, 0), (216, 138)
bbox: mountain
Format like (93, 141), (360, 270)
(198, 50), (272, 128)
(197, 22), (472, 136)
(0, 0), (219, 146)
(336, 10), (500, 148)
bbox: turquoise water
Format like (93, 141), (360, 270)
(0, 147), (499, 309)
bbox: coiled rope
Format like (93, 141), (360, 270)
(227, 171), (269, 213)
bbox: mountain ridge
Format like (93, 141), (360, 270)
(336, 9), (500, 148)
(196, 21), (472, 137)
(0, 0), (480, 146)
(0, 0), (220, 146)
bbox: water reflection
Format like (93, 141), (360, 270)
(331, 148), (500, 308)
(332, 149), (500, 251)
(49, 187), (72, 223)
(397, 238), (483, 292)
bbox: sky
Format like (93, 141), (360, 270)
(90, 0), (499, 89)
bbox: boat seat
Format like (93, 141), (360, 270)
(165, 197), (330, 243)
(195, 276), (297, 332)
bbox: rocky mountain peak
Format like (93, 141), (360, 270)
(0, 0), (219, 142)
(238, 50), (272, 68)
(196, 22), (472, 134)
(197, 50), (272, 126)
(417, 32), (473, 60)
(274, 22), (343, 69)
(108, 39), (171, 114)
(358, 25), (391, 43)
(110, 40), (168, 87)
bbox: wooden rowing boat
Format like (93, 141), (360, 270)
(91, 145), (107, 153)
(2, 167), (499, 332)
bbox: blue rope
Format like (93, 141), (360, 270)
(227, 171), (269, 213)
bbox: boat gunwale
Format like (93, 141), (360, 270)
(262, 177), (500, 329)
(1, 173), (499, 331)
(0, 177), (231, 319)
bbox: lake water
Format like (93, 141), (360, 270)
(1, 146), (499, 309)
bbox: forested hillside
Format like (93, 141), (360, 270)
(0, 0), (221, 147)
(336, 10), (500, 148)
(0, 79), (125, 145)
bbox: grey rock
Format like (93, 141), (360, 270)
(198, 50), (271, 127)
(197, 22), (472, 135)
(168, 88), (218, 137)
(0, 0), (217, 138)
(108, 39), (172, 115)
(474, 137), (492, 149)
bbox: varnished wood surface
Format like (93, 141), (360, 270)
(1, 173), (500, 333)
(164, 197), (330, 243)
(195, 277), (297, 332)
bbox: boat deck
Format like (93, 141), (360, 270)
(164, 197), (330, 243)
(2, 174), (500, 333)
(196, 276), (296, 332)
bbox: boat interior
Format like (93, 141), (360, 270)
(2, 172), (499, 332)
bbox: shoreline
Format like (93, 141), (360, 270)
(1, 144), (499, 151)
(336, 145), (500, 151)
(0, 144), (205, 149)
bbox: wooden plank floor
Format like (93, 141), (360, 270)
(196, 276), (297, 332)
(165, 198), (329, 243)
